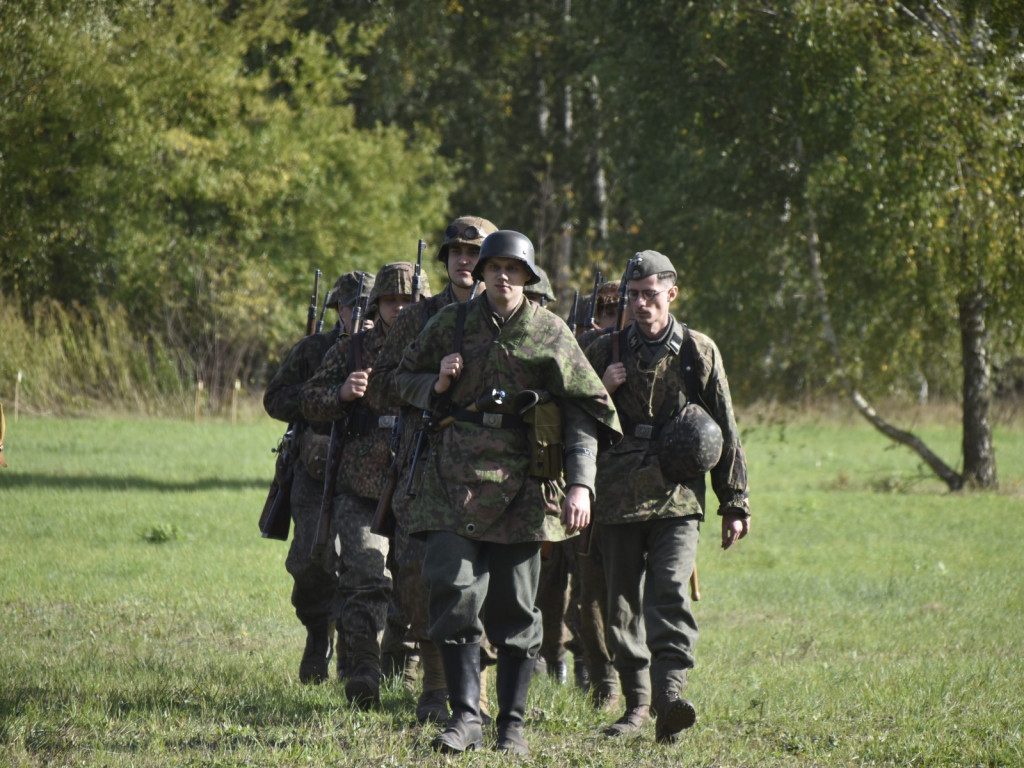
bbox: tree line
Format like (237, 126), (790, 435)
(2, 1), (1022, 486)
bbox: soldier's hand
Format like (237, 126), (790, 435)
(721, 511), (750, 550)
(434, 353), (464, 394)
(602, 362), (627, 394)
(561, 484), (591, 535)
(339, 368), (372, 402)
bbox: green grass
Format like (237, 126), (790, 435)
(1, 411), (1022, 767)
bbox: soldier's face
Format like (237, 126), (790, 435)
(596, 300), (619, 329)
(447, 243), (482, 289)
(377, 294), (410, 327)
(482, 257), (527, 304)
(627, 275), (677, 337)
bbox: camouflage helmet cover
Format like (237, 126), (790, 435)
(436, 215), (499, 263)
(587, 279), (620, 317)
(524, 265), (556, 304)
(658, 403), (724, 483)
(368, 261), (431, 311)
(332, 270), (375, 308)
(472, 230), (542, 285)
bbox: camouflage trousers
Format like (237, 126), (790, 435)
(577, 533), (617, 692)
(594, 516), (700, 706)
(393, 515), (432, 644)
(326, 493), (392, 656)
(422, 531), (543, 657)
(536, 539), (583, 666)
(285, 464), (342, 628)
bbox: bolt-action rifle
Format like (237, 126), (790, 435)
(404, 281), (479, 497)
(370, 240), (427, 537)
(259, 269), (322, 540)
(311, 272), (368, 558)
(585, 269), (603, 332)
(316, 286), (333, 334)
(567, 290), (580, 335)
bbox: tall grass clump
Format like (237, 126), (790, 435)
(0, 295), (191, 416)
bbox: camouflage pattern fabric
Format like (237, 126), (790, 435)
(300, 323), (395, 500)
(365, 282), (462, 643)
(286, 462), (343, 625)
(583, 316), (749, 524)
(262, 326), (345, 631)
(263, 327), (341, 431)
(326, 493), (391, 653)
(395, 294), (621, 544)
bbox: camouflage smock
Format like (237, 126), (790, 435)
(263, 326), (341, 432)
(365, 283), (461, 521)
(395, 294), (621, 544)
(300, 322), (395, 501)
(583, 315), (749, 524)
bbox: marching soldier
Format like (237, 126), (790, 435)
(300, 262), (427, 709)
(395, 230), (621, 755)
(583, 250), (751, 743)
(262, 270), (373, 684)
(367, 216), (498, 724)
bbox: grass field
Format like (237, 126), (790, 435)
(1, 409), (1022, 767)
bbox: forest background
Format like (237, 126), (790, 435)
(2, 0), (1023, 484)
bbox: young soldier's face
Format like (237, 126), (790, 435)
(447, 243), (482, 290)
(627, 274), (677, 337)
(377, 294), (411, 327)
(482, 257), (527, 303)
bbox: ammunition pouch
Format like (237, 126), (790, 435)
(299, 429), (332, 482)
(515, 389), (563, 480)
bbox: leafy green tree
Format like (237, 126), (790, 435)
(584, 0), (1023, 488)
(1, 0), (454, 407)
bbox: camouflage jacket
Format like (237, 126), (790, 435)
(300, 322), (395, 500)
(583, 316), (749, 524)
(395, 294), (621, 543)
(366, 283), (460, 520)
(263, 326), (341, 435)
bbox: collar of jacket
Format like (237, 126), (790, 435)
(626, 315), (682, 369)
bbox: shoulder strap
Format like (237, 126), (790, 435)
(453, 300), (468, 357)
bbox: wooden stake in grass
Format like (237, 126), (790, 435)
(0, 401), (7, 467)
(194, 379), (204, 423)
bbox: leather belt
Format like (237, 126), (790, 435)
(450, 407), (525, 430)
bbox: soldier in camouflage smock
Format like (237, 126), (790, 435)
(523, 268), (584, 688)
(395, 231), (621, 756)
(583, 250), (751, 744)
(367, 215), (497, 724)
(568, 279), (626, 709)
(263, 270), (373, 684)
(300, 261), (423, 710)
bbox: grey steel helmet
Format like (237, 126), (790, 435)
(368, 261), (431, 311)
(472, 230), (542, 285)
(524, 265), (555, 305)
(436, 215), (499, 263)
(658, 403), (724, 483)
